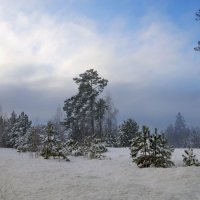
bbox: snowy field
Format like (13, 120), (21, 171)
(0, 148), (200, 200)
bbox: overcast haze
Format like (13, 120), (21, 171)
(0, 0), (200, 129)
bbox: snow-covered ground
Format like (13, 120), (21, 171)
(0, 148), (200, 200)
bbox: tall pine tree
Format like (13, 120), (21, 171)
(63, 69), (108, 142)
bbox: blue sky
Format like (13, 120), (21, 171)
(0, 0), (200, 130)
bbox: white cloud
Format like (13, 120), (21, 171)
(0, 2), (200, 127)
(0, 6), (193, 87)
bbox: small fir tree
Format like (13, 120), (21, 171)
(41, 122), (56, 159)
(89, 138), (107, 159)
(130, 126), (151, 167)
(149, 129), (174, 168)
(81, 135), (107, 159)
(182, 146), (200, 166)
(9, 112), (32, 150)
(103, 133), (118, 147)
(0, 115), (9, 147)
(41, 122), (69, 160)
(62, 139), (81, 157)
(131, 127), (174, 168)
(119, 118), (139, 147)
(25, 127), (41, 152)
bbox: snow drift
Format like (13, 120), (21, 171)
(0, 148), (200, 200)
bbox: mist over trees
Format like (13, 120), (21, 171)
(164, 112), (200, 148)
(0, 70), (118, 154)
(1, 69), (200, 156)
(165, 113), (188, 148)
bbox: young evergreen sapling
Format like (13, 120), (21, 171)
(130, 126), (151, 168)
(182, 146), (200, 166)
(149, 129), (174, 168)
(131, 127), (174, 168)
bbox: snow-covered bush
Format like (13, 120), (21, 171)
(118, 119), (139, 147)
(182, 147), (200, 166)
(130, 126), (174, 168)
(17, 127), (42, 152)
(130, 126), (152, 167)
(41, 122), (69, 161)
(149, 134), (174, 168)
(17, 132), (30, 152)
(27, 128), (42, 152)
(62, 139), (81, 157)
(52, 142), (70, 161)
(103, 134), (118, 147)
(81, 136), (107, 159)
(8, 112), (32, 149)
(89, 138), (107, 159)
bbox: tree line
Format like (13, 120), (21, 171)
(164, 112), (200, 148)
(0, 68), (199, 168)
(0, 70), (200, 152)
(0, 69), (144, 151)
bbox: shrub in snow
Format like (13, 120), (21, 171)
(27, 128), (42, 152)
(17, 127), (42, 152)
(182, 147), (200, 166)
(17, 132), (30, 152)
(149, 133), (174, 168)
(41, 122), (69, 161)
(103, 134), (118, 147)
(131, 126), (152, 167)
(81, 135), (107, 159)
(61, 139), (81, 157)
(118, 119), (139, 147)
(8, 112), (32, 150)
(52, 142), (70, 161)
(89, 139), (107, 159)
(130, 126), (174, 168)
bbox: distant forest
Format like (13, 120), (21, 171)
(1, 69), (200, 151)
